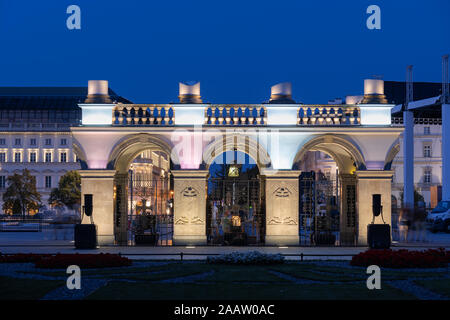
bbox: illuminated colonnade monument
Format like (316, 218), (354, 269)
(72, 79), (402, 246)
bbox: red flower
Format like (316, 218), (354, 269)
(350, 248), (448, 268)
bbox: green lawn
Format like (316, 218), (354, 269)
(86, 281), (416, 300)
(0, 276), (63, 300)
(1, 261), (448, 300)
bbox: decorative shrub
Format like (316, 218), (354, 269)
(350, 248), (450, 268)
(206, 251), (285, 265)
(0, 253), (132, 269)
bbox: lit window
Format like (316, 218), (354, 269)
(423, 145), (432, 158)
(30, 152), (37, 163)
(424, 170), (432, 184)
(0, 153), (5, 162)
(60, 152), (67, 163)
(14, 152), (21, 162)
(424, 126), (431, 135)
(45, 152), (52, 163)
(45, 176), (52, 188)
(0, 176), (6, 189)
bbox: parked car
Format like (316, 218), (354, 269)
(426, 201), (450, 233)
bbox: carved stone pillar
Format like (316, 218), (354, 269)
(262, 169), (301, 246)
(114, 173), (129, 245)
(339, 173), (357, 245)
(355, 170), (394, 245)
(79, 170), (116, 245)
(172, 170), (209, 245)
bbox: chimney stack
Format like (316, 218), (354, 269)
(85, 80), (112, 103)
(361, 79), (388, 104)
(269, 82), (295, 104)
(178, 81), (202, 103)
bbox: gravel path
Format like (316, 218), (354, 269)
(41, 279), (108, 300)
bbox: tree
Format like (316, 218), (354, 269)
(2, 169), (41, 216)
(48, 170), (81, 210)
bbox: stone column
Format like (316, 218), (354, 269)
(262, 169), (301, 246)
(355, 170), (394, 245)
(339, 173), (357, 245)
(114, 172), (129, 245)
(172, 170), (209, 245)
(79, 170), (116, 245)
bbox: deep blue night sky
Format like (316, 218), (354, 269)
(0, 0), (449, 104)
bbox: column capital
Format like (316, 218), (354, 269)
(355, 170), (393, 179)
(79, 169), (116, 179)
(260, 169), (301, 179)
(171, 169), (209, 179)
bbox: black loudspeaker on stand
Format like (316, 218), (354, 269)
(367, 194), (391, 249)
(74, 194), (98, 249)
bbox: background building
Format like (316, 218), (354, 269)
(0, 87), (131, 213)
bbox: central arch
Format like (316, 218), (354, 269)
(202, 133), (272, 170)
(206, 150), (265, 246)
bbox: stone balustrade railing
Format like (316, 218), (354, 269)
(113, 104), (174, 126)
(109, 104), (370, 126)
(297, 105), (361, 126)
(205, 105), (267, 126)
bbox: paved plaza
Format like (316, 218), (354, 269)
(0, 230), (448, 260)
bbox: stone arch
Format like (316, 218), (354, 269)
(292, 134), (366, 174)
(384, 139), (400, 170)
(72, 138), (88, 169)
(107, 133), (178, 174)
(202, 133), (272, 169)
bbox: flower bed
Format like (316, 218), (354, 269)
(206, 251), (285, 265)
(0, 253), (132, 269)
(0, 253), (51, 263)
(350, 248), (450, 268)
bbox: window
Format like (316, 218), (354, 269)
(45, 152), (52, 163)
(30, 152), (36, 163)
(30, 138), (37, 146)
(14, 152), (21, 162)
(0, 153), (5, 162)
(14, 138), (21, 146)
(45, 176), (52, 188)
(0, 139), (5, 146)
(424, 169), (432, 184)
(45, 138), (52, 146)
(60, 138), (67, 146)
(423, 145), (432, 158)
(60, 152), (67, 163)
(424, 126), (431, 135)
(0, 176), (6, 189)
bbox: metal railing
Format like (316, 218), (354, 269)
(0, 251), (357, 261)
